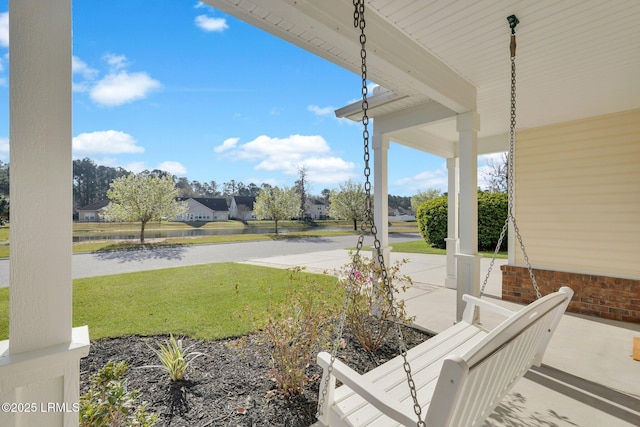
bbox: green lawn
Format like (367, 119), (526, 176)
(391, 239), (508, 258)
(0, 263), (340, 341)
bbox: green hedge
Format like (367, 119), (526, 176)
(416, 192), (508, 251)
(416, 196), (448, 249)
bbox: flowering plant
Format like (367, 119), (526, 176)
(338, 253), (414, 351)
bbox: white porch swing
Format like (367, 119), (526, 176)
(313, 5), (573, 427)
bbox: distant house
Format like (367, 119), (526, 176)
(176, 197), (229, 222)
(229, 196), (256, 220)
(307, 197), (328, 220)
(77, 199), (110, 221)
(388, 206), (416, 222)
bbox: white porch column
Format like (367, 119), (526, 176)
(372, 133), (390, 265)
(455, 112), (481, 322)
(0, 1), (90, 426)
(444, 157), (459, 289)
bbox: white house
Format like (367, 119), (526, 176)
(307, 197), (328, 220)
(76, 199), (110, 222)
(176, 198), (229, 222)
(229, 196), (256, 220)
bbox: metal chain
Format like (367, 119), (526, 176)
(480, 24), (541, 300)
(319, 1), (426, 425)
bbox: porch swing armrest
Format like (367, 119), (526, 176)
(317, 352), (418, 427)
(462, 294), (515, 323)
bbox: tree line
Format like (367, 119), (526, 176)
(71, 158), (427, 212)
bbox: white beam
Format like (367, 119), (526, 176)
(445, 158), (459, 289)
(372, 133), (390, 265)
(478, 133), (509, 155)
(387, 127), (456, 158)
(455, 112), (482, 322)
(2, 1), (90, 425)
(373, 101), (457, 135)
(9, 0), (72, 354)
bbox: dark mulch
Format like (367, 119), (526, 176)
(80, 326), (432, 427)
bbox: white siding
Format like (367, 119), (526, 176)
(514, 109), (640, 278)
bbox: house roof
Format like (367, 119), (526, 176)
(205, 0), (640, 157)
(191, 198), (229, 211)
(77, 199), (110, 211)
(233, 196), (256, 208)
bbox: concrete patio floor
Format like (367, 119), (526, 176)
(244, 250), (640, 427)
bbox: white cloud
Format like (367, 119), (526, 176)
(213, 137), (239, 153)
(72, 56), (98, 79)
(90, 71), (161, 107)
(302, 157), (356, 185)
(394, 167), (448, 193)
(195, 15), (228, 32)
(218, 134), (356, 185)
(73, 130), (144, 156)
(72, 56), (99, 92)
(103, 53), (128, 71)
(0, 13), (8, 48)
(307, 105), (334, 116)
(194, 2), (206, 8)
(156, 161), (187, 176)
(123, 161), (147, 174)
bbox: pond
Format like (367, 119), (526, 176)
(72, 226), (346, 242)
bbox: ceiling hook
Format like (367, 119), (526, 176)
(507, 14), (519, 34)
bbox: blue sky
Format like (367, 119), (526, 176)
(0, 1), (498, 197)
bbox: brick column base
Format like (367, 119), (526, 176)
(501, 265), (640, 323)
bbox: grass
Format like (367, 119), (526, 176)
(0, 263), (340, 341)
(391, 239), (508, 258)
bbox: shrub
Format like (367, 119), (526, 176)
(79, 360), (157, 427)
(416, 195), (448, 249)
(416, 192), (508, 251)
(147, 334), (205, 382)
(478, 192), (508, 251)
(262, 267), (338, 397)
(338, 254), (414, 351)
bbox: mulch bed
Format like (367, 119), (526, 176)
(80, 325), (432, 427)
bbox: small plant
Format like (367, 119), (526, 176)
(147, 334), (205, 382)
(79, 360), (157, 427)
(262, 267), (339, 397)
(339, 254), (415, 351)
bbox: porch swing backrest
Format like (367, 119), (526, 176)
(314, 286), (573, 427)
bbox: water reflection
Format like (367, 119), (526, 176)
(72, 226), (344, 242)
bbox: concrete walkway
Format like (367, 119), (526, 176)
(244, 250), (640, 427)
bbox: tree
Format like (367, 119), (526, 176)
(175, 177), (197, 198)
(253, 186), (300, 234)
(328, 180), (367, 230)
(482, 153), (508, 193)
(294, 165), (311, 219)
(0, 195), (9, 224)
(410, 188), (441, 212)
(0, 161), (9, 196)
(103, 173), (187, 244)
(321, 188), (331, 203)
(73, 158), (99, 209)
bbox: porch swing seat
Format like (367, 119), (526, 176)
(314, 287), (573, 427)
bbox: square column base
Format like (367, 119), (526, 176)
(0, 326), (90, 427)
(444, 238), (459, 289)
(455, 254), (482, 322)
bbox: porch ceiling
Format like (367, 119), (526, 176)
(205, 0), (640, 156)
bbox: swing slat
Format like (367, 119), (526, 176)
(314, 287), (573, 427)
